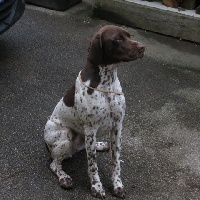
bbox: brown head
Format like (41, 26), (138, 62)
(88, 25), (145, 65)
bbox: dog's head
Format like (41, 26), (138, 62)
(88, 25), (145, 65)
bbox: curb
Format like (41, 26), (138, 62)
(93, 0), (200, 43)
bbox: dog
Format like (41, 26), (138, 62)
(44, 25), (145, 199)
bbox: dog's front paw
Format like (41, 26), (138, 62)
(91, 184), (106, 199)
(59, 176), (73, 189)
(114, 187), (126, 199)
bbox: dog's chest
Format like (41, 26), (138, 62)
(75, 80), (125, 133)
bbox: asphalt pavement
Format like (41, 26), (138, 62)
(1, 1), (200, 200)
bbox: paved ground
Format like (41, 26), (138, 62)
(1, 1), (200, 200)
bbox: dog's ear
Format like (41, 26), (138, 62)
(87, 33), (103, 65)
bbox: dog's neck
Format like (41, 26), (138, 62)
(98, 64), (118, 86)
(82, 60), (118, 83)
(80, 60), (119, 94)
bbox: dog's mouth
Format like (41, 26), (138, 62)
(138, 51), (144, 59)
(125, 51), (145, 61)
(114, 49), (145, 62)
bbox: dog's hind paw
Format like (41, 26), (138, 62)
(59, 176), (73, 189)
(96, 142), (109, 152)
(114, 187), (126, 199)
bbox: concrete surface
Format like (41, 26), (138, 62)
(93, 0), (200, 43)
(1, 1), (200, 199)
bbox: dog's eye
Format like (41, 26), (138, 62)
(117, 35), (124, 41)
(127, 33), (132, 38)
(113, 36), (124, 46)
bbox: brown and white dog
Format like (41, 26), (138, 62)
(44, 25), (145, 199)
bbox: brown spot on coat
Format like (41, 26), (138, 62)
(63, 84), (75, 107)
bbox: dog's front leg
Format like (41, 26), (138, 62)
(84, 126), (105, 199)
(110, 126), (126, 199)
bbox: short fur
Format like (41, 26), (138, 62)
(44, 25), (145, 199)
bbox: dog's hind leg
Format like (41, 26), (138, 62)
(44, 120), (74, 189)
(50, 140), (73, 189)
(50, 159), (73, 189)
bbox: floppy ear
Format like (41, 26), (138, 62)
(87, 33), (103, 65)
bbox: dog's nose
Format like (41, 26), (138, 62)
(137, 44), (145, 52)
